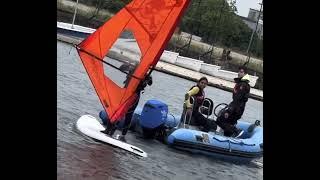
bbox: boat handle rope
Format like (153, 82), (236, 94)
(211, 136), (255, 146)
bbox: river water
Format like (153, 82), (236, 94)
(57, 41), (263, 180)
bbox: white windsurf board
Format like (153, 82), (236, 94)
(76, 115), (147, 157)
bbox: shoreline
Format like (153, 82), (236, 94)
(57, 33), (263, 101)
(57, 0), (263, 71)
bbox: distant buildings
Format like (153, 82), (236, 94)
(248, 8), (263, 22)
(238, 8), (263, 39)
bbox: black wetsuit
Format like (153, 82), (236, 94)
(216, 76), (250, 136)
(106, 75), (153, 136)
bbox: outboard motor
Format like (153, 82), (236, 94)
(140, 99), (168, 138)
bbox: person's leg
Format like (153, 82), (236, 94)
(108, 124), (117, 136)
(215, 110), (237, 136)
(101, 121), (117, 136)
(121, 97), (140, 136)
(189, 110), (215, 132)
(222, 123), (237, 137)
(194, 112), (215, 132)
(215, 111), (228, 129)
(228, 111), (244, 137)
(99, 110), (116, 135)
(205, 119), (217, 132)
(121, 110), (134, 136)
(191, 111), (202, 126)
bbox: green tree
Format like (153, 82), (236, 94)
(179, 0), (262, 58)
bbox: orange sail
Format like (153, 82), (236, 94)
(76, 0), (190, 123)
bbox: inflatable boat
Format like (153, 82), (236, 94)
(167, 121), (263, 159)
(99, 99), (263, 160)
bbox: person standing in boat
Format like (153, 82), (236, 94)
(216, 66), (250, 138)
(100, 63), (152, 142)
(183, 77), (216, 132)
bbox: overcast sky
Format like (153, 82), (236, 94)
(235, 0), (262, 17)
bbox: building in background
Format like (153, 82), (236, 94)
(238, 8), (263, 39)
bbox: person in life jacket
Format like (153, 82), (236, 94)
(216, 66), (251, 137)
(100, 63), (152, 142)
(183, 77), (216, 132)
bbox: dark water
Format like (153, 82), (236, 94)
(57, 41), (263, 180)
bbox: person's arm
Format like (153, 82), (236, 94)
(184, 87), (200, 108)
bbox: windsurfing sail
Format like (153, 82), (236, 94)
(76, 0), (190, 123)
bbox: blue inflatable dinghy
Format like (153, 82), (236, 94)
(100, 99), (263, 160)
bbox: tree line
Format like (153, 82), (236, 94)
(73, 0), (262, 59)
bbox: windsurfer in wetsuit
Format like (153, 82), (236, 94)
(118, 74), (152, 142)
(183, 77), (217, 132)
(101, 62), (152, 142)
(215, 66), (250, 138)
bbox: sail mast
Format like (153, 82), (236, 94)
(77, 0), (191, 123)
(71, 0), (79, 29)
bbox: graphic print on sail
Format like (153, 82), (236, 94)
(76, 0), (191, 124)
